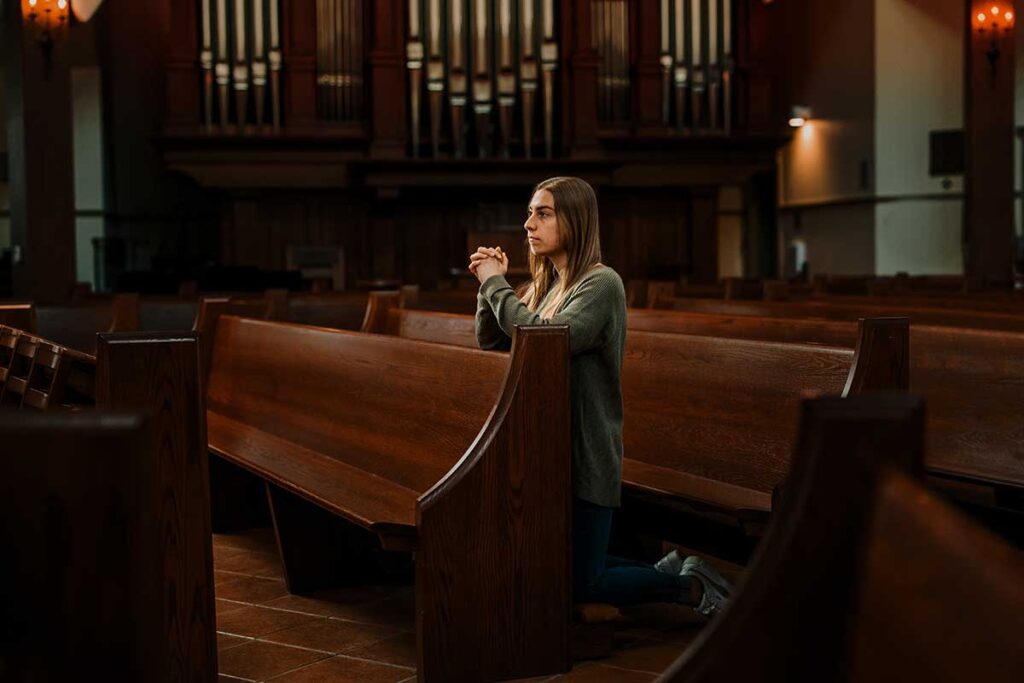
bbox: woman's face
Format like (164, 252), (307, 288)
(524, 189), (563, 259)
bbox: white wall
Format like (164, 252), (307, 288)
(874, 199), (963, 274)
(779, 0), (876, 205)
(779, 204), (876, 277)
(0, 67), (8, 250)
(873, 0), (963, 274)
(71, 67), (104, 288)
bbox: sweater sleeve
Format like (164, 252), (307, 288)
(478, 270), (621, 355)
(475, 289), (513, 351)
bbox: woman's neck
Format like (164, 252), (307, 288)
(549, 251), (569, 276)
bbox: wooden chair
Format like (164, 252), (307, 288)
(0, 326), (20, 392)
(206, 316), (573, 681)
(21, 340), (71, 411)
(658, 394), (1024, 682)
(0, 334), (37, 408)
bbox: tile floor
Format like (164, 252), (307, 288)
(214, 528), (710, 682)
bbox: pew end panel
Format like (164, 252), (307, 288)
(96, 332), (217, 681)
(659, 394), (927, 682)
(842, 317), (910, 395)
(846, 473), (1024, 682)
(0, 412), (160, 680)
(193, 297), (232, 385)
(416, 325), (573, 683)
(361, 290), (402, 333)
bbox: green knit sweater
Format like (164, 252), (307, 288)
(475, 266), (627, 507)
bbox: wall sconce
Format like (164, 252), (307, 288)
(789, 105), (811, 128)
(20, 0), (71, 54)
(19, 0), (104, 68)
(975, 4), (1015, 80)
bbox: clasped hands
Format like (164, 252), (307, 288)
(468, 246), (509, 284)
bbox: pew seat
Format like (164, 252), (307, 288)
(205, 315), (575, 682)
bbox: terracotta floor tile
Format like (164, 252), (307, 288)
(264, 585), (408, 618)
(213, 543), (248, 565)
(326, 595), (414, 631)
(216, 570), (249, 586)
(340, 632), (417, 669)
(263, 618), (401, 655)
(218, 632), (252, 651)
(214, 528), (278, 553)
(219, 674), (256, 682)
(554, 663), (656, 682)
(218, 640), (330, 681)
(217, 576), (290, 605)
(267, 655), (414, 682)
(216, 549), (284, 578)
(604, 638), (684, 675)
(217, 604), (324, 638)
(217, 599), (248, 620)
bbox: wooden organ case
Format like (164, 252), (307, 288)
(162, 1), (790, 287)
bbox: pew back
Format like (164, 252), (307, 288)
(661, 297), (1024, 333)
(621, 331), (853, 501)
(207, 316), (508, 496)
(0, 303), (37, 333)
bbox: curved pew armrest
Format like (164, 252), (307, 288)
(416, 325), (574, 682)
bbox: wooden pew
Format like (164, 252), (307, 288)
(206, 316), (572, 682)
(619, 322), (905, 534)
(96, 331), (216, 682)
(35, 293), (142, 354)
(374, 306), (1024, 515)
(0, 303), (37, 333)
(0, 413), (161, 680)
(0, 332), (216, 681)
(657, 296), (1024, 333)
(657, 395), (1024, 683)
(364, 306), (907, 536)
(629, 309), (1024, 511)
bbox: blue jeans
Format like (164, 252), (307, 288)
(572, 497), (688, 606)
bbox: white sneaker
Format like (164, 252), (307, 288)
(654, 550), (702, 575)
(681, 557), (732, 616)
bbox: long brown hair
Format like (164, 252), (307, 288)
(518, 177), (603, 318)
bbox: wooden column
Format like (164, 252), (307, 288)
(164, 0), (201, 134)
(567, 0), (600, 154)
(370, 0), (407, 157)
(964, 1), (1016, 287)
(690, 187), (719, 283)
(284, 0), (319, 131)
(635, 0), (663, 130)
(3, 1), (77, 300)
